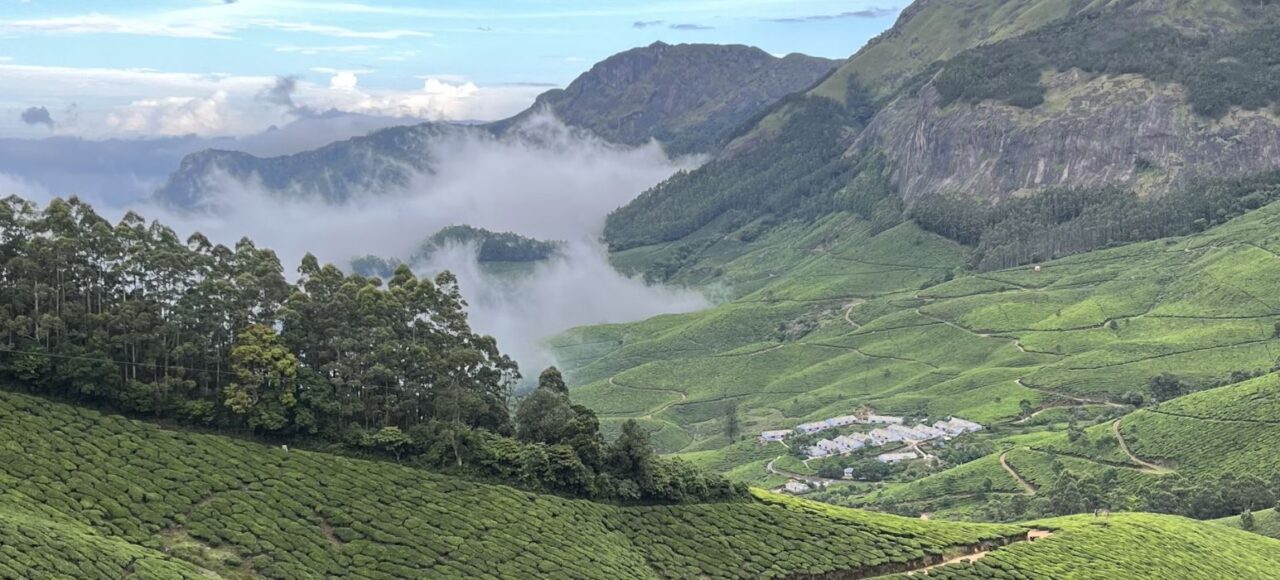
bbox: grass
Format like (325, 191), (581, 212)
(915, 512), (1280, 579)
(5, 387), (1279, 577)
(554, 200), (1280, 499)
(0, 389), (1043, 579)
(1214, 508), (1280, 540)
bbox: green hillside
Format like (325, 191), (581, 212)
(1216, 508), (1280, 540)
(560, 189), (1280, 520)
(7, 389), (1280, 579)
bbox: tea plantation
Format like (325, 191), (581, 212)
(6, 390), (1280, 578)
(552, 199), (1280, 510)
(894, 513), (1280, 579)
(0, 389), (1032, 578)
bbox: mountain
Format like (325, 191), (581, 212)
(153, 43), (838, 209)
(4, 389), (1280, 578)
(153, 122), (476, 208)
(603, 0), (1280, 259)
(0, 112), (415, 206)
(496, 42), (839, 157)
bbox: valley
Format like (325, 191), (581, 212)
(6, 0), (1280, 576)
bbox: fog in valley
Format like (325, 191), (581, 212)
(7, 114), (710, 378)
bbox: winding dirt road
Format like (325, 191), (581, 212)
(1111, 419), (1172, 473)
(999, 451), (1038, 495)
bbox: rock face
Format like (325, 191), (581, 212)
(857, 69), (1280, 202)
(507, 42), (839, 156)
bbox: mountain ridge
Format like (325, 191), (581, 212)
(153, 43), (838, 208)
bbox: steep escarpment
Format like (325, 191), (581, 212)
(603, 0), (1280, 270)
(858, 69), (1280, 202)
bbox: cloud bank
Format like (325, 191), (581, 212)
(127, 114), (708, 375)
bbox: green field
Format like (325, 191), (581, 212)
(555, 196), (1280, 520)
(5, 389), (1280, 579)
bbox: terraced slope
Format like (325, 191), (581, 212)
(0, 390), (1030, 579)
(1215, 508), (1280, 541)
(556, 194), (1280, 484)
(6, 390), (1280, 579)
(895, 513), (1280, 579)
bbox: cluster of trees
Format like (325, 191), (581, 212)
(0, 196), (742, 503)
(1044, 471), (1280, 522)
(416, 225), (563, 263)
(909, 172), (1280, 270)
(926, 5), (1280, 118)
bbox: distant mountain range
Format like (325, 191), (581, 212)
(152, 43), (838, 209)
(0, 112), (414, 205)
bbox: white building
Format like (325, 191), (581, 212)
(867, 415), (904, 425)
(878, 451), (919, 463)
(759, 429), (793, 442)
(816, 439), (842, 455)
(843, 467), (855, 479)
(796, 422), (829, 434)
(868, 428), (903, 446)
(834, 434), (868, 453)
(827, 415), (861, 428)
(806, 445), (829, 458)
(784, 479), (811, 494)
(934, 417), (983, 436)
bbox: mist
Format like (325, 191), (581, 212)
(128, 113), (710, 376)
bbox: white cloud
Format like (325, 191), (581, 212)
(329, 71), (359, 91)
(102, 91), (257, 137)
(275, 44), (375, 55)
(0, 63), (546, 138)
(1, 13), (237, 39)
(253, 19), (430, 39)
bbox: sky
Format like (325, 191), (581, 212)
(0, 0), (902, 139)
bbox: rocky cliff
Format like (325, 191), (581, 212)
(858, 69), (1280, 202)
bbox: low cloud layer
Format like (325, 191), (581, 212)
(125, 114), (708, 375)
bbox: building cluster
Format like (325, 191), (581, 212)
(801, 417), (983, 461)
(759, 414), (905, 443)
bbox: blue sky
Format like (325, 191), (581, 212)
(0, 0), (901, 138)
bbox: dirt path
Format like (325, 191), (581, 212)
(1000, 451), (1038, 495)
(608, 377), (687, 419)
(915, 309), (994, 338)
(1111, 419), (1173, 473)
(765, 455), (847, 485)
(1016, 379), (1124, 408)
(844, 300), (866, 329)
(867, 529), (1055, 578)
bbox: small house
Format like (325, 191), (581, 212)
(784, 479), (810, 494)
(817, 439), (842, 454)
(827, 415), (861, 428)
(796, 422), (829, 435)
(877, 451), (918, 464)
(759, 429), (792, 442)
(842, 467), (855, 479)
(867, 414), (904, 425)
